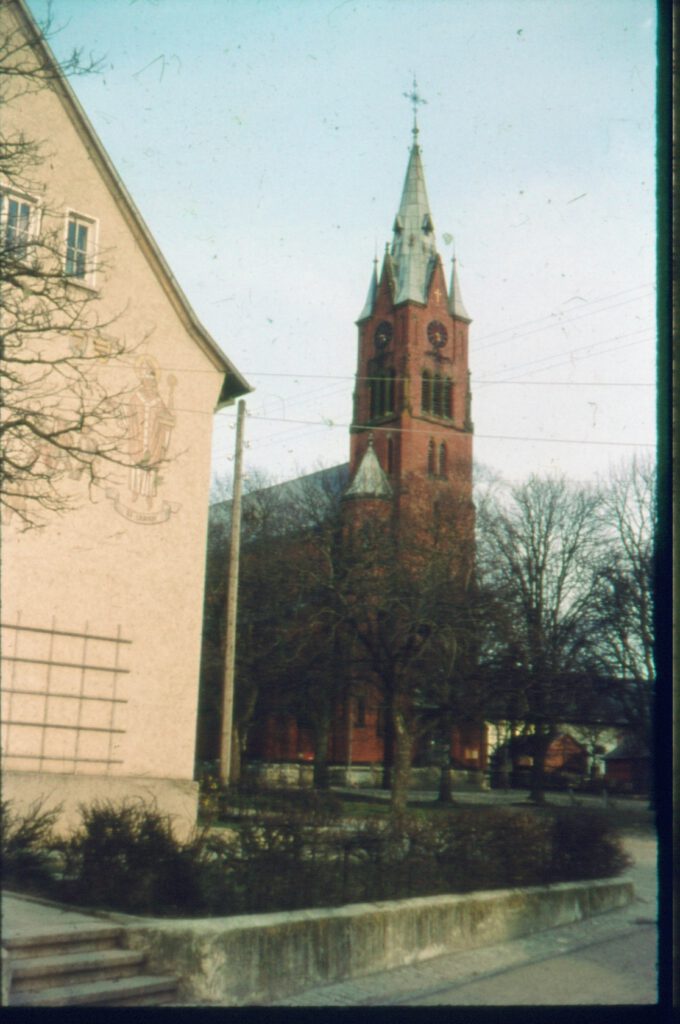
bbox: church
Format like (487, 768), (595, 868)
(205, 104), (488, 788)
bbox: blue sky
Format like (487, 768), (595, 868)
(27, 0), (657, 486)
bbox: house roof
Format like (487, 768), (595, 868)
(10, 0), (251, 408)
(604, 735), (651, 761)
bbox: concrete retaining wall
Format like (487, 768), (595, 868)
(117, 878), (633, 1005)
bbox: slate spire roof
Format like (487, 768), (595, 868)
(358, 120), (471, 321)
(390, 140), (438, 306)
(449, 254), (471, 322)
(358, 258), (379, 322)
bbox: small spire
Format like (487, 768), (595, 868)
(344, 438), (392, 500)
(449, 252), (471, 322)
(357, 260), (379, 322)
(403, 76), (427, 145)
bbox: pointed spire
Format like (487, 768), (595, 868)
(344, 435), (393, 500)
(357, 258), (379, 321)
(449, 253), (471, 322)
(391, 139), (437, 305)
(387, 82), (437, 305)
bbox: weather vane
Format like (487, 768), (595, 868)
(403, 76), (426, 140)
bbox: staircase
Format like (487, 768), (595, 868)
(5, 922), (179, 1006)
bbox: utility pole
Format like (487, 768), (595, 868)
(219, 398), (246, 786)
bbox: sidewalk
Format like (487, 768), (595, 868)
(274, 832), (658, 1006)
(2, 892), (114, 943)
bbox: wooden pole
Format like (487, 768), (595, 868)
(219, 398), (246, 786)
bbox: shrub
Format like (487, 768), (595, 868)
(1, 796), (632, 918)
(57, 799), (236, 916)
(548, 810), (632, 881)
(0, 799), (61, 891)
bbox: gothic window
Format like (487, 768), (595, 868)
(369, 368), (395, 419)
(427, 439), (435, 476)
(387, 436), (395, 474)
(443, 378), (453, 419)
(369, 377), (377, 419)
(421, 370), (432, 414)
(438, 443), (447, 478)
(433, 374), (443, 417)
(354, 697), (367, 728)
(421, 370), (453, 419)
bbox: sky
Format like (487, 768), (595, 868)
(27, 0), (657, 489)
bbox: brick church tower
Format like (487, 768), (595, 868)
(348, 109), (474, 548)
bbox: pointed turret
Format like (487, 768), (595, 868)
(390, 141), (438, 305)
(449, 254), (471, 322)
(357, 258), (379, 322)
(344, 436), (392, 500)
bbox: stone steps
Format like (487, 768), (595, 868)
(11, 947), (147, 992)
(11, 974), (180, 1007)
(5, 922), (178, 1006)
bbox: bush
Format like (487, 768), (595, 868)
(1, 797), (632, 918)
(548, 810), (632, 881)
(57, 799), (236, 916)
(0, 799), (61, 891)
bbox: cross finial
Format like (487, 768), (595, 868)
(403, 76), (426, 141)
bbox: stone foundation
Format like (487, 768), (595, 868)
(244, 762), (488, 792)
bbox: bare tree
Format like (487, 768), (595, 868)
(593, 456), (655, 747)
(199, 471), (303, 781)
(1, 3), (146, 527)
(342, 494), (478, 816)
(477, 475), (605, 803)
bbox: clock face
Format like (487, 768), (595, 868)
(374, 321), (393, 350)
(427, 320), (448, 349)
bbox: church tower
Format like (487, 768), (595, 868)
(349, 95), (473, 543)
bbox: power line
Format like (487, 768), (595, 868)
(474, 292), (655, 355)
(468, 282), (654, 347)
(244, 413), (654, 449)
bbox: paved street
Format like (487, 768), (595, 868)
(276, 830), (658, 1006)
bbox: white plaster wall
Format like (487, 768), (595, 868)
(1, 6), (232, 812)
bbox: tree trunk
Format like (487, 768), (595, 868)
(528, 724), (553, 804)
(381, 695), (395, 790)
(313, 711), (331, 790)
(438, 764), (453, 803)
(230, 724), (241, 785)
(437, 710), (454, 803)
(390, 702), (413, 817)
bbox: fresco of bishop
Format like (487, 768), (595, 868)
(127, 355), (176, 507)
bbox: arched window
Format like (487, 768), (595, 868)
(385, 369), (395, 414)
(370, 369), (395, 419)
(427, 439), (435, 476)
(433, 374), (443, 417)
(438, 442), (447, 478)
(421, 371), (432, 414)
(443, 378), (453, 419)
(387, 436), (395, 474)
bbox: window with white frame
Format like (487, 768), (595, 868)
(1, 191), (39, 257)
(65, 212), (96, 283)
